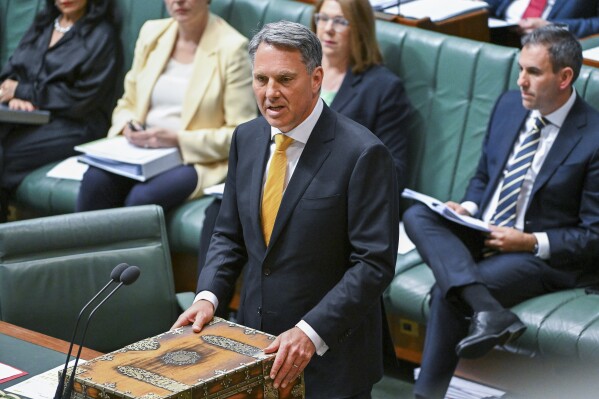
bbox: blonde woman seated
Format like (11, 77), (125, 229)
(76, 0), (256, 212)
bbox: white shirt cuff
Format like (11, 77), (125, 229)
(194, 291), (219, 311)
(296, 320), (329, 356)
(533, 232), (550, 259)
(460, 201), (478, 217)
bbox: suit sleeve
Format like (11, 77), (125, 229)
(195, 128), (247, 300)
(108, 24), (149, 137)
(372, 75), (413, 195)
(302, 142), (399, 349)
(546, 147), (599, 269)
(551, 14), (599, 38)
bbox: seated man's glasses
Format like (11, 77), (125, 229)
(314, 13), (350, 33)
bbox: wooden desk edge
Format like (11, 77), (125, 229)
(0, 321), (103, 360)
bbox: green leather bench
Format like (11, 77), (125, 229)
(374, 20), (599, 367)
(0, 205), (178, 352)
(5, 0), (599, 374)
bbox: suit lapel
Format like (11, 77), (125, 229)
(330, 68), (360, 113)
(265, 107), (335, 252)
(529, 96), (586, 200)
(181, 15), (219, 128)
(250, 120), (272, 251)
(137, 22), (177, 119)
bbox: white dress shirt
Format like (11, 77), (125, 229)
(462, 89), (577, 259)
(195, 99), (330, 356)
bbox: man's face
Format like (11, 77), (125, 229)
(252, 43), (323, 133)
(517, 44), (572, 115)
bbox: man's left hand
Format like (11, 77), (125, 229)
(485, 225), (537, 253)
(264, 326), (315, 389)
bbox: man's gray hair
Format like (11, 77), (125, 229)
(248, 21), (322, 73)
(521, 25), (583, 83)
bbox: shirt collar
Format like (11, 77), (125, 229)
(270, 98), (324, 144)
(532, 88), (577, 129)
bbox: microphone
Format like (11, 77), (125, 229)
(53, 263), (129, 399)
(61, 266), (141, 399)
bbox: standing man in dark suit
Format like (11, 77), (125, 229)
(174, 21), (399, 399)
(485, 0), (599, 38)
(403, 26), (599, 399)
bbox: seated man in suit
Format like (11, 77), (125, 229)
(174, 21), (399, 399)
(485, 0), (599, 38)
(404, 25), (599, 399)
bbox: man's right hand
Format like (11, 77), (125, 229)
(171, 300), (215, 333)
(445, 201), (471, 216)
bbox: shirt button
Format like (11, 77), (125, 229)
(264, 268), (271, 276)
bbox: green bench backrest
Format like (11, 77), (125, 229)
(377, 21), (520, 202)
(0, 0), (44, 67)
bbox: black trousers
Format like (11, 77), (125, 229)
(403, 203), (577, 399)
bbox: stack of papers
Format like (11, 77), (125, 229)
(414, 368), (506, 398)
(401, 188), (490, 232)
(75, 136), (182, 182)
(384, 0), (488, 21)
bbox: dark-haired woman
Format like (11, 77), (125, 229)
(0, 0), (118, 220)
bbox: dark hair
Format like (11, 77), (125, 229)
(521, 25), (582, 83)
(23, 0), (116, 42)
(248, 21), (322, 74)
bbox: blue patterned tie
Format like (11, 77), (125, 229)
(491, 116), (548, 228)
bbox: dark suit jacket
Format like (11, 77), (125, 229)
(330, 65), (412, 195)
(485, 0), (599, 37)
(198, 105), (399, 397)
(464, 90), (599, 282)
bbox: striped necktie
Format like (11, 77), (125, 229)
(491, 116), (548, 228)
(261, 133), (294, 245)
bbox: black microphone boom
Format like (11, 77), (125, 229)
(53, 263), (129, 399)
(61, 266), (141, 399)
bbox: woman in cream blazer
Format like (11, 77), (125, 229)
(77, 0), (256, 212)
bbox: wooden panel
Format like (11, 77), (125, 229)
(0, 321), (103, 360)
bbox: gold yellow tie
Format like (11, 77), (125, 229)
(261, 133), (294, 245)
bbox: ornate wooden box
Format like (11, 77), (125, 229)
(65, 318), (305, 399)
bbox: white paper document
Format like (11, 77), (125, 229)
(46, 156), (89, 181)
(203, 182), (225, 197)
(75, 136), (182, 182)
(583, 46), (599, 62)
(0, 362), (27, 383)
(387, 0), (488, 22)
(7, 360), (83, 399)
(414, 368), (506, 398)
(402, 188), (490, 232)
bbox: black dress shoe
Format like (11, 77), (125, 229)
(456, 309), (526, 359)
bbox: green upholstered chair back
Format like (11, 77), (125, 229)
(0, 0), (44, 67)
(0, 205), (178, 352)
(210, 0), (313, 39)
(376, 21), (520, 203)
